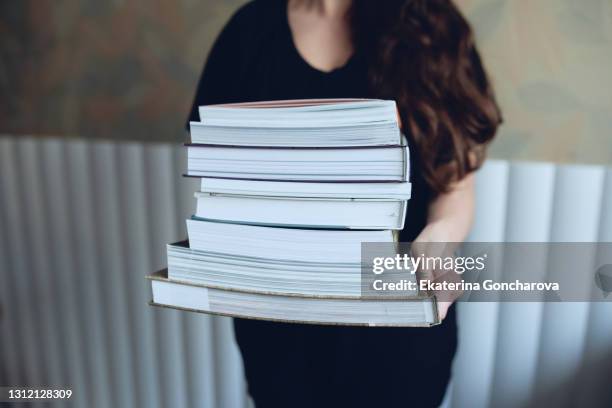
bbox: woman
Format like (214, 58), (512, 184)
(188, 0), (501, 406)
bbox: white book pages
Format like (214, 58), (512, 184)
(192, 99), (400, 147)
(194, 192), (407, 229)
(167, 243), (412, 297)
(151, 276), (438, 327)
(186, 143), (408, 182)
(198, 178), (412, 199)
(186, 218), (394, 263)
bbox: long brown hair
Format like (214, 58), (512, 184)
(351, 0), (502, 193)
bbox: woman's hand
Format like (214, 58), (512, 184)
(414, 173), (476, 321)
(413, 221), (464, 321)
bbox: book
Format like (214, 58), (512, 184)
(190, 99), (401, 147)
(147, 98), (432, 326)
(193, 177), (411, 229)
(167, 240), (403, 297)
(186, 218), (395, 264)
(194, 192), (408, 230)
(186, 141), (408, 182)
(196, 177), (412, 199)
(149, 269), (439, 327)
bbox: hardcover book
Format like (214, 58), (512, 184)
(149, 269), (439, 327)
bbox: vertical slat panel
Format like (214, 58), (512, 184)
(39, 138), (89, 407)
(0, 347), (4, 387)
(174, 145), (220, 408)
(183, 315), (218, 408)
(172, 144), (248, 407)
(172, 144), (193, 259)
(0, 138), (45, 387)
(213, 317), (247, 408)
(490, 162), (555, 408)
(534, 165), (604, 407)
(144, 143), (189, 408)
(18, 138), (66, 396)
(4, 136), (612, 408)
(452, 160), (508, 408)
(0, 172), (9, 385)
(89, 142), (138, 407)
(0, 138), (21, 387)
(65, 140), (113, 408)
(573, 168), (612, 407)
(116, 142), (163, 408)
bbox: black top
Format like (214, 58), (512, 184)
(187, 0), (431, 240)
(187, 4), (457, 407)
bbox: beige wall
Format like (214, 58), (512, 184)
(457, 0), (612, 165)
(0, 0), (245, 141)
(1, 0), (610, 164)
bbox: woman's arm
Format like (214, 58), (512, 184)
(414, 173), (476, 320)
(421, 173), (475, 243)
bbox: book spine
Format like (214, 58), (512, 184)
(397, 200), (408, 230)
(402, 144), (409, 182)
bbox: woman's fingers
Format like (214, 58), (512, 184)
(411, 241), (464, 321)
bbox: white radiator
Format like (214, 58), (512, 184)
(0, 136), (611, 408)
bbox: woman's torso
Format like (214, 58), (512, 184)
(189, 0), (432, 239)
(189, 4), (457, 407)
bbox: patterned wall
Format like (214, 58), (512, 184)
(458, 0), (612, 164)
(1, 0), (611, 164)
(0, 0), (245, 141)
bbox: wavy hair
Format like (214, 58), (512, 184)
(351, 0), (502, 193)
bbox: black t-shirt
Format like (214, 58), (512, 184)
(187, 4), (457, 407)
(188, 0), (431, 240)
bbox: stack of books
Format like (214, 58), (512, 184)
(148, 99), (439, 326)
